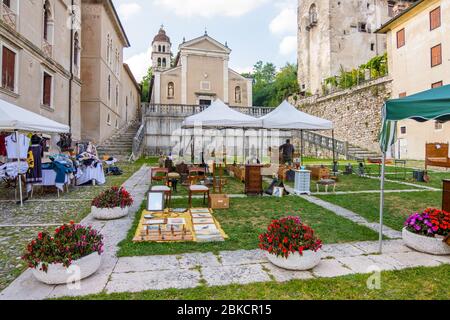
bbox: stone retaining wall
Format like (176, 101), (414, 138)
(289, 77), (392, 153)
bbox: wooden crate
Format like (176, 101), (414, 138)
(210, 194), (230, 209)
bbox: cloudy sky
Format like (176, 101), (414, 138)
(113, 0), (298, 81)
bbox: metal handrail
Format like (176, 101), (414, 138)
(130, 122), (146, 161)
(302, 131), (348, 158)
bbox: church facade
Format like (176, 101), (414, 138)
(150, 28), (253, 107)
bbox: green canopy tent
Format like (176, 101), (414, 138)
(378, 84), (450, 252)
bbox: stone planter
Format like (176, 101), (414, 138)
(32, 252), (102, 285)
(266, 250), (321, 271)
(402, 228), (450, 255)
(91, 206), (129, 220)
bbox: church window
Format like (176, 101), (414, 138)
(158, 45), (161, 52)
(107, 75), (111, 101)
(157, 58), (161, 67)
(167, 82), (174, 99)
(162, 58), (167, 68)
(43, 0), (52, 42)
(309, 4), (318, 26)
(235, 86), (242, 103)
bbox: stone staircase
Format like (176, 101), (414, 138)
(97, 123), (140, 160)
(347, 145), (381, 160)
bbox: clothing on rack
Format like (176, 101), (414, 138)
(0, 162), (29, 179)
(26, 144), (43, 184)
(0, 134), (6, 157)
(5, 133), (30, 159)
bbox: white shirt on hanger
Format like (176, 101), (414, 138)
(5, 133), (30, 159)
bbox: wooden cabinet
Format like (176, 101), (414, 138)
(245, 165), (263, 195)
(443, 180), (450, 212)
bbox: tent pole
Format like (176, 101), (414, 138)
(332, 129), (336, 164)
(16, 130), (23, 207)
(300, 130), (304, 166)
(378, 152), (386, 253)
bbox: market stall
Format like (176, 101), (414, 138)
(379, 84), (450, 252)
(182, 99), (262, 164)
(260, 100), (334, 164)
(0, 98), (70, 205)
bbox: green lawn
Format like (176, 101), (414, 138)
(317, 191), (443, 231)
(118, 196), (379, 257)
(379, 171), (450, 190)
(60, 265), (450, 300)
(286, 173), (422, 193)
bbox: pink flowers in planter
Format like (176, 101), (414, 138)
(405, 208), (450, 238)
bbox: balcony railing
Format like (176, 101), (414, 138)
(142, 103), (274, 118)
(302, 131), (348, 158)
(1, 3), (17, 30)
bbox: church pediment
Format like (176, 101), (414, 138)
(180, 36), (231, 54)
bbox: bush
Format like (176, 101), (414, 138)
(91, 186), (133, 209)
(259, 216), (322, 258)
(405, 208), (450, 239)
(22, 222), (104, 272)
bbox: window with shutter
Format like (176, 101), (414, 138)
(430, 7), (441, 31)
(396, 29), (405, 48)
(2, 46), (16, 92)
(431, 44), (442, 67)
(42, 72), (52, 107)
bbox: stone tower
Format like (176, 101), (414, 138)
(151, 26), (171, 71)
(297, 0), (417, 95)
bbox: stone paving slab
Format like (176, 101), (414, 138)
(219, 249), (267, 266)
(178, 252), (222, 269)
(311, 259), (354, 278)
(387, 252), (444, 268)
(115, 255), (181, 273)
(106, 269), (202, 293)
(261, 263), (315, 282)
(201, 264), (272, 286)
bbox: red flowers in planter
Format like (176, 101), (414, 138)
(259, 216), (322, 258)
(22, 223), (104, 273)
(91, 186), (133, 209)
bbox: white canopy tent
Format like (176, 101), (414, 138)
(182, 100), (262, 163)
(260, 100), (335, 165)
(0, 99), (70, 133)
(260, 100), (333, 130)
(0, 98), (70, 205)
(182, 99), (262, 129)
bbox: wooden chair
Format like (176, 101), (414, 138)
(425, 143), (450, 170)
(150, 167), (169, 184)
(188, 185), (210, 208)
(188, 167), (206, 185)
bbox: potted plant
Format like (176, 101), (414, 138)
(403, 208), (450, 255)
(91, 186), (133, 220)
(259, 216), (322, 270)
(22, 221), (103, 285)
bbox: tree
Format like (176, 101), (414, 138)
(242, 61), (297, 107)
(140, 66), (153, 102)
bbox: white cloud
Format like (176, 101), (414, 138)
(118, 3), (142, 21)
(153, 0), (268, 18)
(125, 46), (152, 82)
(269, 8), (297, 35)
(279, 35), (297, 56)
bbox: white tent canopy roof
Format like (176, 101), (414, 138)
(260, 100), (334, 130)
(182, 99), (262, 128)
(0, 98), (70, 133)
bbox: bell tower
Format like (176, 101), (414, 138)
(151, 26), (171, 71)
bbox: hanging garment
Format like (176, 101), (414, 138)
(5, 134), (31, 159)
(0, 134), (6, 157)
(26, 144), (43, 184)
